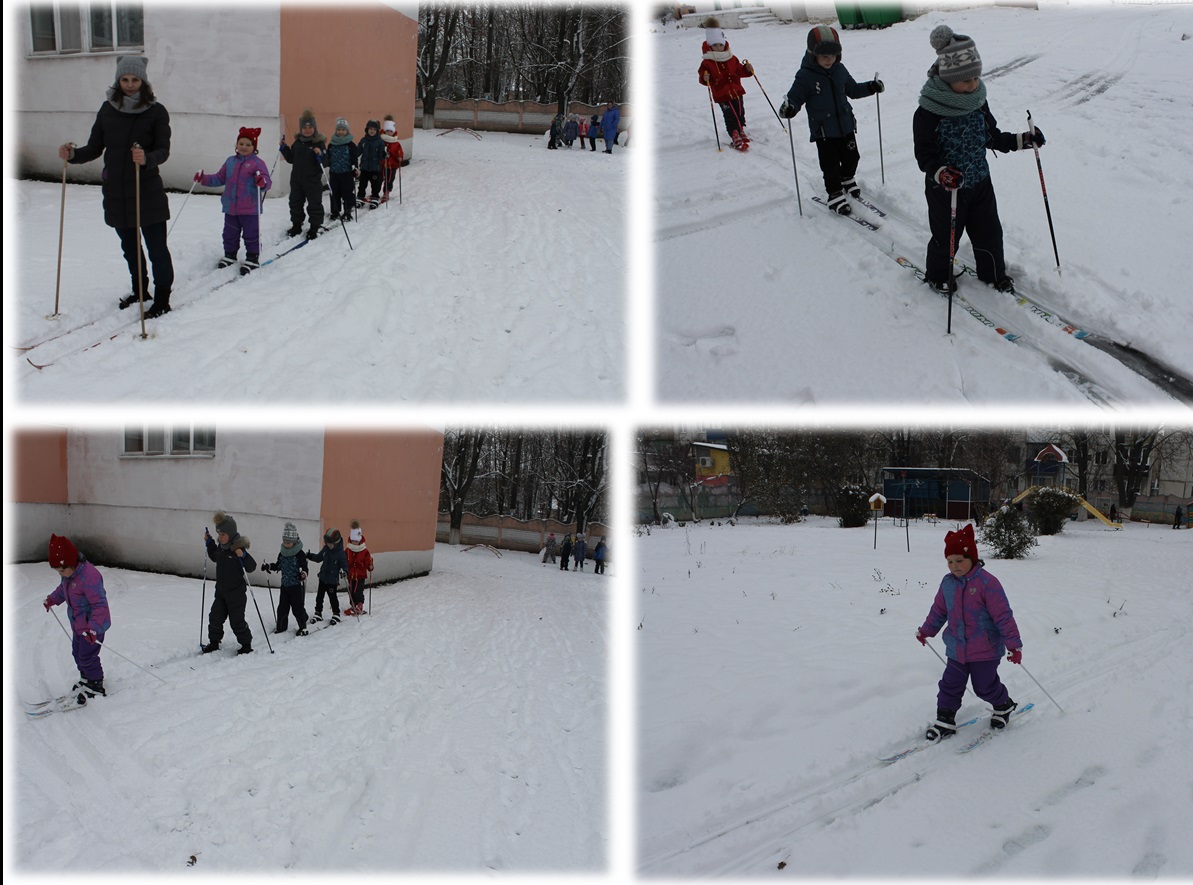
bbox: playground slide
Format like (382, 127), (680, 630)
(1011, 485), (1121, 529)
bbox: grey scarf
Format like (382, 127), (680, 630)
(918, 75), (987, 117)
(107, 87), (152, 114)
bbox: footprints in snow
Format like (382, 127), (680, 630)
(674, 326), (738, 359)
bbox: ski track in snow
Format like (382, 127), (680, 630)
(637, 519), (1193, 876)
(653, 6), (1193, 405)
(12, 547), (607, 872)
(12, 133), (626, 404)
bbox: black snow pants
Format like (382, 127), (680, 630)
(209, 589), (254, 649)
(924, 174), (1006, 286)
(275, 584), (309, 631)
(814, 134), (860, 196)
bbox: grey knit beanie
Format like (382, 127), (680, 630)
(115, 55), (149, 83)
(930, 25), (982, 83)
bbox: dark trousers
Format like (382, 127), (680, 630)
(357, 170), (382, 202)
(925, 175), (1006, 285)
(348, 576), (366, 607)
(209, 590), (253, 649)
(275, 584), (309, 631)
(222, 214), (261, 255)
(329, 170), (355, 217)
(115, 221), (174, 297)
(594, 561), (606, 575)
(72, 631), (105, 681)
(314, 580), (341, 616)
(289, 178), (324, 229)
(560, 554), (571, 571)
(719, 98), (746, 136)
(936, 657), (1010, 711)
(814, 134), (860, 196)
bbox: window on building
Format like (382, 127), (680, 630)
(29, 2), (142, 55)
(124, 425), (216, 457)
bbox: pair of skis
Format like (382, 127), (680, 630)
(24, 689), (103, 718)
(811, 192), (886, 230)
(879, 703), (1035, 763)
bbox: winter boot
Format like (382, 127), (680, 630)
(201, 642), (220, 654)
(287, 224), (303, 237)
(992, 277), (1016, 294)
(240, 253), (260, 275)
(328, 614), (341, 626)
(296, 627), (309, 636)
(329, 211), (340, 222)
(306, 227), (319, 241)
(842, 177), (861, 199)
(310, 613), (323, 623)
(145, 289), (171, 319)
(119, 291), (152, 310)
(927, 277), (957, 295)
(925, 708), (958, 742)
(827, 190), (852, 216)
(237, 645), (253, 655)
(217, 252), (237, 269)
(991, 700), (1018, 729)
(72, 678), (106, 698)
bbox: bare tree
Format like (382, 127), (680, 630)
(440, 427), (489, 544)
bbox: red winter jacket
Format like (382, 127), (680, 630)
(697, 43), (753, 103)
(381, 134), (404, 169)
(347, 540), (374, 581)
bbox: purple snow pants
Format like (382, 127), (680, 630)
(222, 214), (261, 255)
(72, 631), (105, 681)
(937, 657), (1010, 711)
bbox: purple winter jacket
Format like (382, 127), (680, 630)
(200, 153), (271, 216)
(47, 559), (111, 636)
(919, 565), (1021, 664)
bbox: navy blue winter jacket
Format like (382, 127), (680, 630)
(784, 54), (876, 142)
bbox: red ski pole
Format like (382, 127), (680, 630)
(1027, 110), (1060, 272)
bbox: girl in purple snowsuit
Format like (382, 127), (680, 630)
(195, 126), (272, 274)
(43, 534), (112, 697)
(915, 523), (1022, 741)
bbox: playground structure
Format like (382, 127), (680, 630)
(1011, 485), (1121, 530)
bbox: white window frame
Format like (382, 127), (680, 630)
(123, 425), (216, 458)
(28, 2), (144, 57)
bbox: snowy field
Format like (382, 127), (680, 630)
(9, 131), (627, 405)
(8, 543), (608, 874)
(655, 5), (1193, 406)
(636, 516), (1193, 876)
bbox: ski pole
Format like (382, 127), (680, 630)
(200, 540), (209, 652)
(241, 556), (274, 654)
(53, 150), (71, 317)
(705, 82), (723, 152)
(748, 68), (786, 132)
(947, 186), (958, 334)
(1026, 110), (1060, 272)
(368, 575), (372, 617)
(267, 574), (276, 631)
(50, 608), (167, 683)
(167, 177), (198, 239)
(875, 71), (885, 185)
(923, 638), (973, 700)
(787, 125), (803, 216)
(1017, 660), (1065, 714)
(322, 163), (353, 251)
(133, 143), (147, 339)
(397, 152), (403, 205)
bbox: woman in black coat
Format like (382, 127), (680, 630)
(58, 55), (175, 317)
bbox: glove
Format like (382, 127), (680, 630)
(254, 173), (266, 188)
(915, 629), (928, 646)
(778, 100), (796, 119)
(1019, 127), (1046, 149)
(871, 79), (885, 94)
(44, 596), (54, 611)
(279, 135), (287, 147)
(702, 72), (710, 84)
(299, 571), (308, 581)
(1007, 647), (1023, 665)
(193, 171), (204, 183)
(82, 630), (98, 644)
(935, 166), (964, 190)
(353, 168), (360, 179)
(260, 563), (271, 573)
(743, 62), (755, 76)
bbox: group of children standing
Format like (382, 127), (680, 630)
(547, 102), (622, 153)
(194, 110), (406, 272)
(542, 532), (609, 574)
(698, 17), (1047, 295)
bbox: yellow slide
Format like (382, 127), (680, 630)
(1011, 485), (1121, 529)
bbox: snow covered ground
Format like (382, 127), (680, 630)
(8, 544), (608, 875)
(636, 516), (1193, 877)
(9, 131), (627, 405)
(654, 4), (1193, 406)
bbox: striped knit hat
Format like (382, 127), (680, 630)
(930, 25), (982, 83)
(807, 25), (841, 57)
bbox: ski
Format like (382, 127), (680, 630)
(879, 715), (980, 764)
(955, 263), (1093, 339)
(25, 690), (100, 717)
(957, 703), (1035, 753)
(210, 239), (311, 292)
(811, 195), (879, 230)
(850, 193), (887, 218)
(894, 257), (1022, 342)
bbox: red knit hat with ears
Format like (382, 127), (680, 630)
(49, 534), (79, 569)
(238, 127), (262, 152)
(944, 524), (977, 560)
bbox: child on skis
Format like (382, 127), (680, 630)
(559, 533), (573, 571)
(306, 527), (347, 624)
(202, 513), (257, 655)
(380, 116), (404, 202)
(44, 534), (111, 700)
(913, 25), (1045, 294)
(573, 532), (588, 571)
(697, 19), (754, 151)
(279, 109), (326, 239)
(345, 520), (374, 615)
(915, 524), (1023, 741)
(543, 532), (558, 564)
(260, 522), (310, 635)
(593, 536), (608, 574)
(780, 25), (883, 215)
(194, 126), (272, 275)
(325, 117), (359, 222)
(357, 119), (386, 208)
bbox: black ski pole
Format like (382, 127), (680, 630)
(267, 573), (276, 631)
(749, 69), (786, 132)
(368, 575), (372, 617)
(199, 536), (209, 652)
(787, 125), (803, 216)
(241, 556), (274, 654)
(705, 82), (723, 152)
(321, 164), (353, 251)
(875, 71), (885, 186)
(947, 187), (958, 334)
(1026, 110), (1060, 271)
